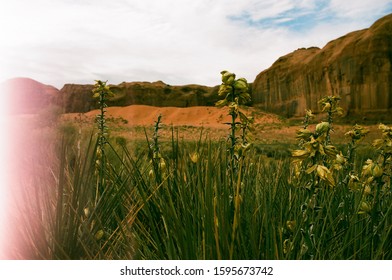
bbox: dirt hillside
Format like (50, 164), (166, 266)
(65, 105), (281, 129)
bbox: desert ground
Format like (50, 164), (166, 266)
(61, 104), (384, 145)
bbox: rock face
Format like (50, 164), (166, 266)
(252, 13), (392, 120)
(59, 81), (220, 113)
(1, 77), (60, 114)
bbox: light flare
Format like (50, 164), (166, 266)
(0, 88), (11, 259)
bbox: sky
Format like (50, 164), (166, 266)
(1, 0), (392, 89)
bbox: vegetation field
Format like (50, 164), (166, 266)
(4, 76), (391, 260)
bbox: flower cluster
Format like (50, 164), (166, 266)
(216, 71), (253, 162)
(292, 121), (338, 187)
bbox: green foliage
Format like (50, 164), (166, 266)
(290, 96), (391, 259)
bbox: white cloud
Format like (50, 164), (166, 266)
(0, 0), (391, 88)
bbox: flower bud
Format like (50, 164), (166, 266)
(323, 102), (331, 111)
(84, 208), (90, 218)
(359, 201), (371, 214)
(296, 129), (313, 140)
(372, 164), (383, 178)
(95, 229), (104, 241)
(221, 71), (235, 85)
(286, 220), (296, 232)
(215, 99), (228, 108)
(189, 152), (199, 163)
(233, 78), (248, 90)
(159, 158), (166, 171)
(316, 122), (329, 135)
(364, 185), (371, 195)
(218, 84), (232, 96)
(336, 153), (346, 164)
(362, 159), (373, 176)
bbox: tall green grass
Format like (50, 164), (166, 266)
(10, 124), (391, 259)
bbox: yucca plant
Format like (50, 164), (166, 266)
(215, 70), (253, 168)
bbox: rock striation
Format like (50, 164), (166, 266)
(59, 81), (220, 113)
(252, 13), (392, 120)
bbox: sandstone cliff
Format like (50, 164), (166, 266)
(252, 13), (392, 120)
(59, 81), (220, 113)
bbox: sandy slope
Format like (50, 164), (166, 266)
(62, 105), (384, 144)
(65, 105), (282, 129)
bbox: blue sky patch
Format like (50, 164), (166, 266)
(226, 0), (392, 32)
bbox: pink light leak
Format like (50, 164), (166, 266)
(0, 84), (12, 259)
(0, 80), (54, 259)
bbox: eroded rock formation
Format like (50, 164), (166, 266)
(59, 81), (220, 113)
(252, 13), (392, 120)
(1, 77), (59, 114)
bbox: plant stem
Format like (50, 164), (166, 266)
(229, 159), (243, 259)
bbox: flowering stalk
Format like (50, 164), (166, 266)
(215, 70), (253, 258)
(318, 96), (343, 145)
(92, 80), (114, 194)
(148, 114), (166, 185)
(215, 70), (252, 169)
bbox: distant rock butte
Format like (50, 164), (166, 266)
(1, 77), (59, 114)
(252, 13), (392, 120)
(59, 81), (220, 113)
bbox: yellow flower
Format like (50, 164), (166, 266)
(358, 201), (372, 214)
(291, 149), (309, 163)
(325, 145), (339, 158)
(218, 84), (232, 97)
(286, 220), (296, 232)
(189, 152), (200, 163)
(364, 185), (371, 195)
(159, 158), (166, 171)
(316, 165), (335, 187)
(346, 124), (368, 143)
(322, 102), (331, 112)
(215, 99), (228, 108)
(362, 159), (383, 178)
(348, 174), (361, 191)
(372, 164), (383, 178)
(228, 101), (238, 110)
(362, 159), (374, 176)
(95, 229), (104, 241)
(305, 109), (315, 118)
(305, 164), (335, 186)
(84, 208), (90, 218)
(296, 129), (313, 141)
(335, 152), (346, 164)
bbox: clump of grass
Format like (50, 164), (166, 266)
(289, 96), (392, 259)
